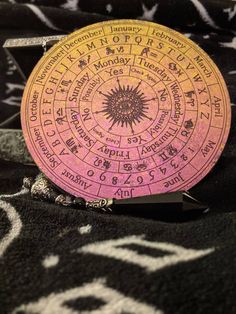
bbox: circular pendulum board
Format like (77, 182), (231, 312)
(21, 20), (231, 200)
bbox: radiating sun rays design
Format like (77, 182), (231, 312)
(94, 78), (155, 134)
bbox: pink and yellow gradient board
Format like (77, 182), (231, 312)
(21, 20), (231, 200)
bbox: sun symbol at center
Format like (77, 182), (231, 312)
(94, 78), (155, 134)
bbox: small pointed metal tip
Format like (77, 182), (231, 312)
(182, 192), (209, 212)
